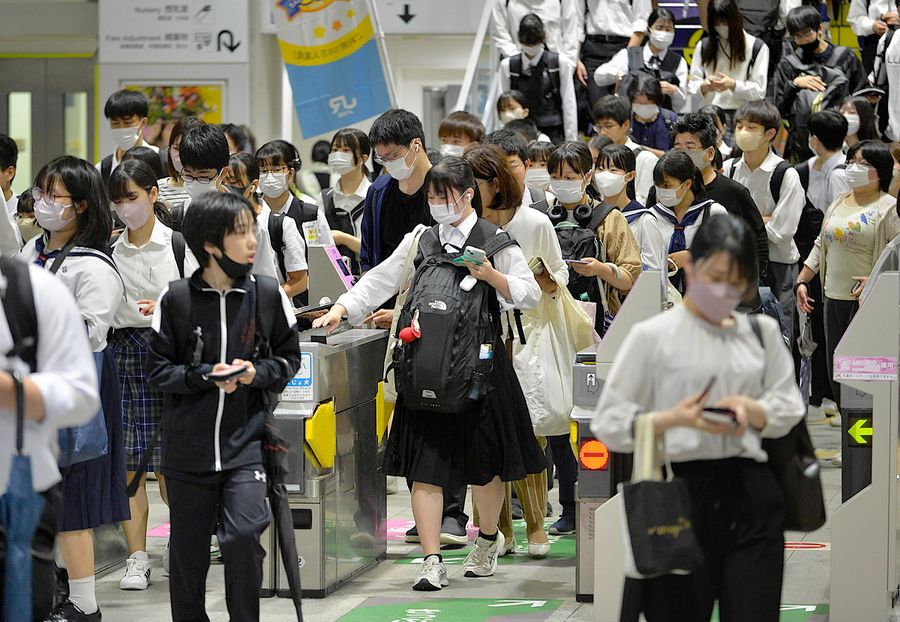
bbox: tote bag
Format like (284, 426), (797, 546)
(58, 351), (109, 466)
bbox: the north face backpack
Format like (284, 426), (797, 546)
(391, 219), (516, 414)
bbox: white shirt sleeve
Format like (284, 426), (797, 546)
(499, 57), (512, 94)
(670, 56), (690, 112)
(560, 0), (582, 61)
(78, 260), (125, 351)
(634, 151), (658, 206)
(631, 0), (652, 33)
(826, 168), (851, 207)
(593, 49), (629, 87)
(687, 40), (707, 96)
(848, 0), (876, 36)
(492, 0), (520, 58)
(0, 191), (21, 257)
(632, 214), (667, 272)
(765, 167), (805, 247)
(560, 55), (579, 141)
(336, 232), (412, 325)
(280, 216), (308, 273)
(732, 37), (769, 102)
(492, 242), (542, 311)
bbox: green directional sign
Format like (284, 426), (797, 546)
(711, 604), (827, 621)
(337, 598), (563, 622)
(848, 417), (874, 446)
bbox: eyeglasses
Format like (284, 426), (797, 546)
(373, 147), (410, 166)
(260, 166), (290, 175)
(182, 173), (219, 184)
(31, 187), (73, 204)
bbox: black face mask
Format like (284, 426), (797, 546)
(797, 38), (819, 61)
(215, 250), (253, 279)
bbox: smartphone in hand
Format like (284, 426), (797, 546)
(207, 364), (250, 382)
(701, 407), (738, 426)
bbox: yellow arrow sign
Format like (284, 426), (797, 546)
(849, 419), (873, 445)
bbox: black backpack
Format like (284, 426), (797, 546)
(617, 46), (683, 108)
(322, 188), (363, 274)
(100, 148), (170, 183)
(0, 257), (38, 372)
(782, 55), (849, 162)
(391, 219), (516, 414)
(736, 0), (781, 39)
(268, 197), (318, 306)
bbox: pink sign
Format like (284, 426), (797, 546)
(147, 522), (170, 538)
(324, 245), (356, 291)
(385, 519), (479, 541)
(833, 356), (898, 381)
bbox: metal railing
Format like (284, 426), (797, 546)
(452, 0), (501, 133)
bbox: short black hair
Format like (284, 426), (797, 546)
(503, 118), (540, 143)
(424, 156), (478, 209)
(104, 89), (149, 121)
(122, 145), (166, 180)
(648, 7), (677, 28)
(786, 5), (821, 35)
(438, 111), (486, 143)
(627, 73), (664, 106)
(653, 150), (706, 195)
(34, 156), (112, 251)
(108, 159), (172, 229)
(808, 110), (848, 151)
(592, 95), (631, 125)
(548, 141), (594, 178)
(528, 141), (555, 164)
(256, 139), (302, 171)
(735, 100), (782, 133)
(180, 122), (230, 172)
(0, 134), (17, 170)
(846, 140), (895, 193)
(698, 104), (728, 128)
(220, 123), (251, 153)
(517, 13), (546, 46)
(228, 152), (261, 187)
(588, 134), (613, 153)
(497, 90), (529, 115)
(311, 140), (331, 164)
(691, 214), (759, 289)
(368, 109), (426, 148)
(182, 191), (257, 267)
(672, 114), (719, 149)
(485, 128), (529, 162)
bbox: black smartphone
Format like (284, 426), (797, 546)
(701, 407), (738, 426)
(207, 364), (250, 382)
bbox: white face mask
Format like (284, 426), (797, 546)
(593, 171), (627, 198)
(115, 201), (151, 231)
(328, 152), (356, 176)
(260, 171), (289, 198)
(685, 148), (711, 170)
(521, 43), (544, 58)
(714, 25), (730, 41)
(111, 125), (141, 152)
(655, 181), (686, 208)
(428, 191), (470, 225)
(632, 103), (660, 120)
(33, 197), (75, 232)
(549, 178), (587, 204)
(843, 112), (861, 136)
(807, 135), (819, 156)
(524, 166), (552, 190)
(383, 143), (419, 181)
(649, 29), (675, 50)
(500, 109), (527, 125)
(844, 163), (874, 188)
(440, 144), (465, 158)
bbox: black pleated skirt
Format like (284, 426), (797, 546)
(382, 334), (546, 489)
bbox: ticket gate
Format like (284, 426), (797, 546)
(569, 271), (665, 603)
(829, 272), (899, 622)
(261, 327), (389, 598)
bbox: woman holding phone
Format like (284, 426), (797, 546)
(592, 214), (805, 621)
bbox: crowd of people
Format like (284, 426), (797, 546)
(0, 0), (899, 620)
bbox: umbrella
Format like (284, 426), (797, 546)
(797, 312), (818, 407)
(263, 414), (303, 621)
(0, 371), (45, 622)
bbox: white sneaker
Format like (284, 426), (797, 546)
(831, 451), (843, 467)
(822, 399), (839, 417)
(412, 555), (448, 591)
(464, 532), (505, 578)
(119, 552), (151, 590)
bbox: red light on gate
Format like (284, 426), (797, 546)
(580, 440), (609, 470)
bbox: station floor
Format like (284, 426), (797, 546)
(94, 410), (842, 621)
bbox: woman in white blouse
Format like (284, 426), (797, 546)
(593, 214), (805, 621)
(688, 0), (769, 131)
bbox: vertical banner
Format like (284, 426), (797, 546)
(273, 0), (394, 137)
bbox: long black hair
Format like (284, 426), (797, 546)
(227, 152), (261, 205)
(702, 0), (746, 70)
(653, 151), (707, 197)
(690, 213), (759, 288)
(33, 156), (112, 250)
(107, 159), (173, 228)
(597, 144), (637, 201)
(424, 156), (482, 214)
(843, 96), (880, 141)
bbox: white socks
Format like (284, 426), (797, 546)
(68, 576), (98, 614)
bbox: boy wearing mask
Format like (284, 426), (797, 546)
(97, 90), (160, 182)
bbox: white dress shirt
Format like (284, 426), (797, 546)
(573, 0), (652, 44)
(0, 265), (99, 493)
(594, 45), (689, 111)
(873, 30), (900, 141)
(268, 192), (334, 247)
(848, 0), (893, 36)
(94, 142), (159, 173)
(19, 236), (124, 352)
(0, 189), (22, 256)
(5, 191), (18, 217)
(592, 304), (806, 461)
(652, 200), (729, 251)
(499, 51), (579, 141)
(492, 0), (581, 60)
(627, 209), (668, 273)
(688, 32), (769, 110)
(258, 204), (308, 280)
(625, 139), (659, 206)
(336, 211), (541, 325)
(723, 152), (806, 264)
(503, 201), (569, 287)
(315, 175), (372, 246)
(111, 219), (199, 329)
(806, 152), (850, 213)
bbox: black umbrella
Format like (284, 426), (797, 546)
(0, 371), (45, 621)
(263, 414), (303, 621)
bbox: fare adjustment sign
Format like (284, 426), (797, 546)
(99, 0), (249, 64)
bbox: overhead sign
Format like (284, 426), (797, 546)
(99, 0), (249, 64)
(375, 0), (483, 34)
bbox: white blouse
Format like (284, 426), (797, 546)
(688, 32), (769, 110)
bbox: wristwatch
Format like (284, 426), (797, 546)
(793, 280), (809, 295)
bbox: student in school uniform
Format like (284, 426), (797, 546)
(525, 140), (555, 198)
(593, 213), (806, 622)
(157, 118), (199, 212)
(495, 90), (554, 143)
(485, 128), (531, 198)
(872, 5), (900, 142)
(499, 13), (578, 143)
(438, 111), (486, 158)
(627, 74), (678, 157)
(492, 0), (580, 61)
(314, 157), (546, 590)
(848, 0), (898, 74)
(0, 133), (18, 218)
(96, 90), (162, 183)
(723, 100), (806, 339)
(21, 156), (129, 622)
(107, 160), (199, 593)
(591, 95), (659, 205)
(804, 111), (851, 213)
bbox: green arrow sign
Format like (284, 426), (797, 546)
(848, 418), (873, 445)
(337, 598), (563, 621)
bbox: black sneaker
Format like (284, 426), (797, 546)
(45, 601), (102, 621)
(439, 515), (469, 547)
(511, 498), (524, 520)
(405, 525), (420, 543)
(549, 514), (576, 535)
(546, 502), (553, 517)
(54, 566), (69, 607)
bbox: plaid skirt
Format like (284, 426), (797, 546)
(109, 327), (163, 472)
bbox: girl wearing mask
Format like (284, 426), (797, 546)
(651, 151), (728, 294)
(524, 141), (556, 204)
(313, 157), (545, 591)
(315, 128), (372, 271)
(157, 118), (200, 211)
(108, 160), (199, 593)
(496, 90), (552, 143)
(22, 157), (128, 622)
(593, 213), (806, 621)
(840, 96), (881, 148)
(796, 140), (900, 467)
(688, 0), (769, 133)
(593, 8), (689, 113)
(464, 143), (569, 558)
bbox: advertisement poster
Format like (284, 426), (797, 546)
(124, 84), (223, 148)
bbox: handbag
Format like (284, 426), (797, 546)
(618, 414), (704, 579)
(58, 351), (109, 467)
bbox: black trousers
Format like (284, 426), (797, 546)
(620, 459), (785, 622)
(823, 297), (859, 413)
(581, 35), (630, 108)
(547, 434), (577, 517)
(0, 485), (60, 621)
(167, 465), (271, 622)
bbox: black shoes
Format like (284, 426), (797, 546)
(45, 601), (102, 622)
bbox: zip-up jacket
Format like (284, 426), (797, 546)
(148, 272), (299, 475)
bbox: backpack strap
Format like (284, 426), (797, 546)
(171, 231), (186, 279)
(795, 161), (810, 191)
(546, 52), (561, 95)
(526, 185), (546, 206)
(170, 203), (185, 232)
(626, 46), (644, 72)
(509, 54), (523, 90)
(417, 225), (445, 260)
(747, 37), (764, 79)
(100, 155), (113, 183)
(875, 29), (894, 87)
(529, 199), (551, 214)
(322, 188), (336, 217)
(660, 49), (682, 75)
(748, 313), (764, 349)
(769, 160), (792, 205)
(0, 258), (38, 372)
(585, 201), (618, 233)
(158, 148), (170, 175)
(267, 211), (287, 280)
